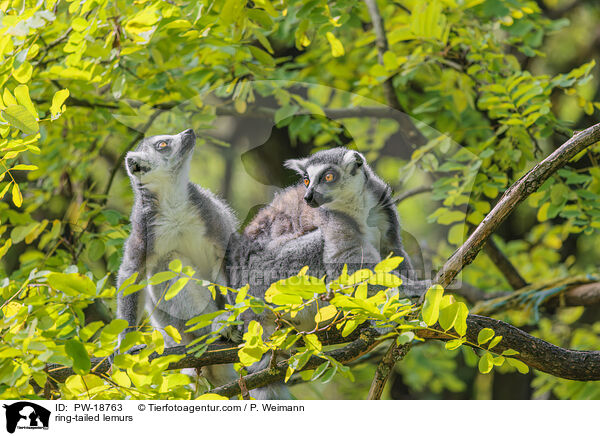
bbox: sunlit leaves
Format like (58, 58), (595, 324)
(163, 325), (182, 344)
(422, 285), (444, 326)
(238, 321), (269, 367)
(314, 305), (337, 324)
(477, 328), (495, 345)
(11, 183), (22, 207)
(14, 85), (36, 118)
(506, 357), (529, 374)
(164, 277), (190, 301)
(47, 272), (97, 297)
(50, 89), (69, 119)
(2, 105), (38, 134)
(13, 61), (33, 83)
(478, 352), (494, 374)
(325, 32), (344, 57)
(374, 256), (404, 273)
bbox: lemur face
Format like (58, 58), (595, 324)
(125, 129), (196, 183)
(285, 148), (367, 210)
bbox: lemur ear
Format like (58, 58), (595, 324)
(342, 150), (365, 173)
(284, 158), (307, 175)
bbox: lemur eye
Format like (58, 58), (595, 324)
(156, 141), (168, 150)
(303, 177), (310, 187)
(324, 172), (335, 182)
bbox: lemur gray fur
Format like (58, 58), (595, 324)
(228, 147), (416, 322)
(226, 147), (417, 399)
(116, 128), (238, 387)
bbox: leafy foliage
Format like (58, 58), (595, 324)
(0, 0), (599, 399)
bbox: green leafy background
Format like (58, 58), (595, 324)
(1, 0), (599, 399)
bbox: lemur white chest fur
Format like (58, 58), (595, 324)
(328, 182), (387, 252)
(143, 172), (222, 320)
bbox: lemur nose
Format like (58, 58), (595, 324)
(181, 128), (195, 138)
(304, 190), (314, 203)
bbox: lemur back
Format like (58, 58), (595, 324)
(117, 129), (238, 388)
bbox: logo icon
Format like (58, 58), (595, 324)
(3, 402), (50, 434)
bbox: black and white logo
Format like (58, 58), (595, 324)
(3, 402), (50, 433)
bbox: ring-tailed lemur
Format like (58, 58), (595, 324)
(228, 147), (415, 313)
(117, 128), (238, 388)
(226, 147), (418, 399)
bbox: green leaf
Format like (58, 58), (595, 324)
(311, 361), (330, 381)
(368, 272), (402, 287)
(0, 239), (12, 260)
(168, 259), (182, 273)
(65, 339), (91, 375)
(164, 277), (189, 301)
(248, 46), (275, 67)
(396, 331), (414, 345)
(374, 256), (404, 273)
(102, 319), (130, 339)
(80, 321), (104, 342)
(488, 335), (503, 349)
(149, 270), (178, 285)
(88, 239), (105, 262)
(304, 334), (322, 352)
(439, 302), (459, 331)
(13, 61), (33, 83)
(119, 331), (143, 353)
(445, 338), (465, 350)
(502, 349), (520, 356)
(506, 358), (529, 374)
(454, 302), (469, 336)
(422, 285), (444, 326)
(10, 164), (38, 171)
(11, 183), (22, 207)
(164, 325), (182, 344)
(3, 105), (39, 134)
(478, 352), (494, 374)
(477, 328), (495, 345)
(14, 85), (37, 118)
(326, 32), (344, 57)
(47, 272), (97, 296)
(50, 89), (69, 118)
(314, 305), (337, 324)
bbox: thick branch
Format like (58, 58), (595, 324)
(435, 123), (600, 288)
(417, 314), (600, 381)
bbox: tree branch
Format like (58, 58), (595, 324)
(366, 342), (410, 400)
(45, 311), (600, 393)
(417, 314), (600, 381)
(392, 186), (432, 203)
(483, 237), (528, 290)
(209, 329), (383, 398)
(472, 277), (600, 316)
(434, 123), (600, 288)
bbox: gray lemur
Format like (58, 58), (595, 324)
(226, 147), (417, 398)
(228, 147), (416, 314)
(117, 128), (238, 387)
